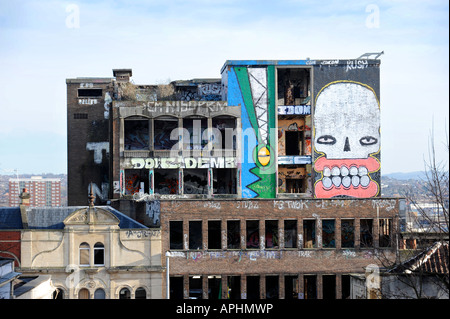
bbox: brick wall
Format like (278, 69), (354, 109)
(0, 231), (21, 267)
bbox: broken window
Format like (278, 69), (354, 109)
(285, 275), (299, 299)
(124, 169), (149, 195)
(154, 116), (178, 150)
(79, 242), (90, 267)
(93, 242), (104, 266)
(285, 131), (304, 156)
(183, 169), (208, 194)
(170, 221), (183, 250)
(189, 276), (203, 299)
(208, 276), (222, 299)
(303, 275), (317, 299)
(119, 288), (131, 299)
(213, 168), (237, 194)
(284, 220), (297, 248)
(246, 220), (260, 249)
(78, 88), (102, 97)
(189, 221), (202, 250)
(212, 116), (237, 153)
(265, 276), (279, 299)
(286, 178), (304, 193)
(135, 287), (146, 299)
(208, 220), (221, 249)
(124, 118), (149, 150)
(183, 117), (208, 152)
(323, 275), (336, 299)
(154, 169), (179, 195)
(303, 220), (316, 248)
(227, 220), (240, 249)
(360, 219), (373, 248)
(265, 220), (278, 249)
(246, 276), (260, 299)
(277, 68), (310, 106)
(170, 276), (184, 299)
(227, 276), (241, 299)
(341, 219), (355, 248)
(379, 218), (392, 247)
(341, 275), (351, 299)
(322, 219), (335, 248)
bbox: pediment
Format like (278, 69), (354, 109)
(63, 207), (120, 226)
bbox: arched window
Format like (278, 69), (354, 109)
(79, 243), (90, 267)
(94, 242), (105, 266)
(119, 288), (131, 299)
(79, 288), (90, 299)
(94, 288), (106, 299)
(53, 288), (64, 299)
(135, 287), (147, 299)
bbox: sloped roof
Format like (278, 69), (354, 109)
(390, 241), (449, 275)
(0, 206), (146, 230)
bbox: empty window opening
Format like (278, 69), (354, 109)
(189, 221), (202, 250)
(78, 88), (103, 97)
(154, 117), (178, 150)
(247, 276), (260, 299)
(227, 276), (241, 299)
(208, 220), (221, 249)
(277, 68), (310, 106)
(79, 242), (90, 267)
(341, 275), (351, 299)
(360, 219), (373, 248)
(124, 119), (149, 150)
(284, 220), (297, 248)
(341, 220), (355, 248)
(73, 113), (88, 119)
(265, 276), (279, 299)
(93, 242), (104, 266)
(303, 275), (317, 299)
(286, 178), (304, 193)
(183, 117), (208, 151)
(170, 221), (183, 250)
(119, 288), (131, 299)
(170, 276), (184, 299)
(135, 287), (146, 299)
(212, 116), (237, 151)
(184, 169), (208, 194)
(322, 220), (335, 248)
(323, 275), (336, 299)
(285, 131), (303, 156)
(154, 169), (178, 195)
(303, 220), (316, 248)
(124, 169), (149, 195)
(379, 219), (392, 247)
(246, 220), (260, 249)
(285, 275), (299, 299)
(213, 168), (237, 194)
(189, 276), (203, 299)
(265, 220), (279, 249)
(227, 220), (240, 249)
(208, 276), (222, 300)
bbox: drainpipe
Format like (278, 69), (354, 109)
(165, 252), (170, 299)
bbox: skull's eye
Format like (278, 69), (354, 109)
(317, 135), (336, 145)
(359, 136), (378, 146)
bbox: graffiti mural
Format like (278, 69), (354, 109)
(229, 66), (276, 198)
(313, 81), (380, 198)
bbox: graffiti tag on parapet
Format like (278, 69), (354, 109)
(125, 229), (161, 238)
(346, 59), (368, 72)
(273, 200), (309, 210)
(141, 101), (227, 114)
(236, 201), (259, 210)
(372, 199), (397, 211)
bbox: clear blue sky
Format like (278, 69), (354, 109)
(0, 0), (448, 175)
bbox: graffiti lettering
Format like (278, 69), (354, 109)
(346, 59), (368, 72)
(277, 105), (311, 115)
(130, 157), (236, 169)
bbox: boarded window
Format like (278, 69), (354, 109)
(208, 220), (221, 249)
(94, 289), (105, 299)
(322, 220), (335, 248)
(79, 242), (90, 266)
(189, 221), (202, 250)
(79, 288), (90, 299)
(184, 169), (208, 194)
(213, 168), (237, 194)
(170, 221), (183, 250)
(341, 220), (355, 248)
(154, 169), (179, 195)
(246, 220), (259, 249)
(265, 220), (278, 249)
(360, 219), (373, 248)
(227, 220), (240, 249)
(284, 220), (297, 248)
(303, 220), (316, 248)
(265, 275), (279, 299)
(124, 119), (149, 150)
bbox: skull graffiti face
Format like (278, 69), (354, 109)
(313, 82), (380, 198)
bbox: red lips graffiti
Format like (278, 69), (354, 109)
(314, 156), (380, 198)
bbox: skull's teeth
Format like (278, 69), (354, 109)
(322, 165), (370, 188)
